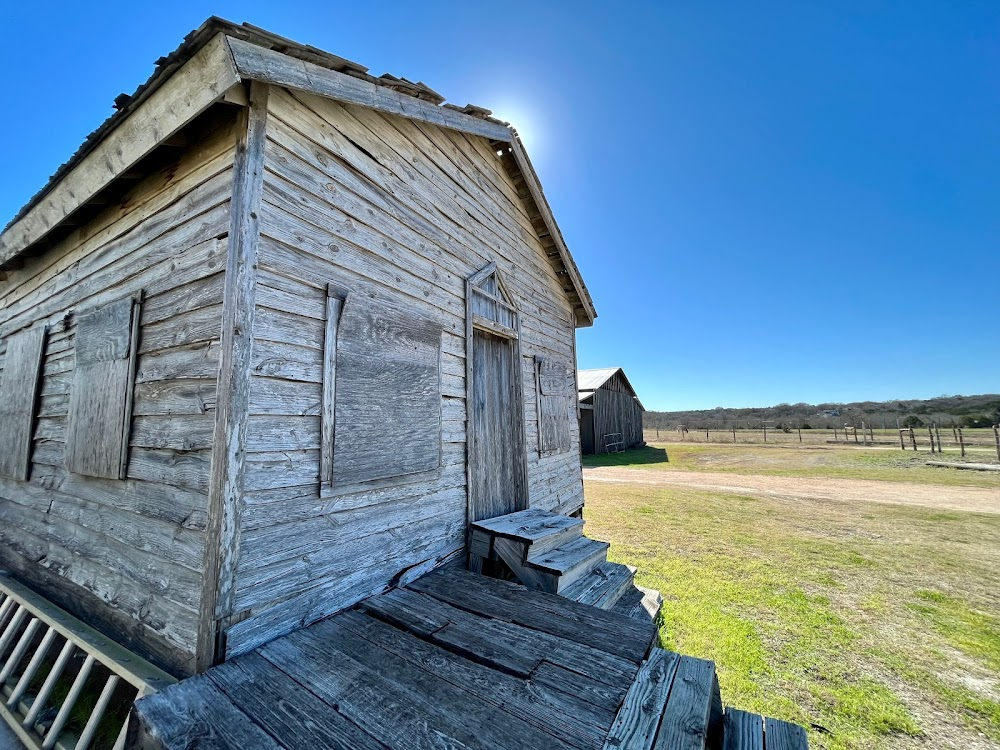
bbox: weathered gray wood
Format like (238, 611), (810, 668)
(298, 616), (577, 750)
(653, 655), (717, 750)
(537, 356), (573, 456)
(763, 716), (809, 750)
(603, 649), (680, 750)
(723, 708), (764, 750)
(332, 293), (442, 486)
(0, 326), (47, 480)
(131, 673), (283, 750)
(410, 567), (655, 665)
(227, 36), (511, 141)
(320, 289), (343, 486)
(337, 610), (607, 750)
(562, 561), (636, 610)
(198, 80), (269, 672)
(65, 295), (139, 479)
(207, 651), (388, 750)
(532, 660), (627, 716)
(0, 33), (241, 265)
(471, 507), (583, 551)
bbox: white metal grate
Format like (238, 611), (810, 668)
(0, 574), (175, 750)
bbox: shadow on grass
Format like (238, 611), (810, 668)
(582, 446), (670, 468)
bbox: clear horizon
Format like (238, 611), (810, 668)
(2, 2), (997, 412)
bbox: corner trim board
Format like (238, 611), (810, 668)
(197, 80), (270, 672)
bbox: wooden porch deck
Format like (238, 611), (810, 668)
(132, 566), (657, 750)
(131, 566), (807, 749)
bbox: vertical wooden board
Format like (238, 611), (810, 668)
(723, 709), (764, 750)
(320, 290), (343, 485)
(652, 655), (716, 750)
(536, 357), (572, 456)
(65, 297), (137, 479)
(0, 326), (47, 480)
(331, 294), (442, 486)
(603, 649), (681, 750)
(763, 717), (809, 750)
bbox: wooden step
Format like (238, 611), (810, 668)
(561, 562), (636, 610)
(526, 536), (610, 593)
(470, 508), (584, 557)
(603, 649), (723, 750)
(723, 707), (809, 749)
(611, 585), (663, 626)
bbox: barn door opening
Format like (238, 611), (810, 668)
(466, 264), (527, 528)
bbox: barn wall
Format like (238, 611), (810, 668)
(225, 87), (583, 655)
(0, 116), (237, 676)
(590, 374), (645, 454)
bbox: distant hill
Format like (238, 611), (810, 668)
(645, 394), (1000, 430)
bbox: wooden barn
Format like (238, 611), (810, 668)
(578, 367), (646, 454)
(0, 19), (807, 750)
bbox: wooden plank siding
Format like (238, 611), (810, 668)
(587, 372), (645, 454)
(225, 86), (584, 656)
(0, 114), (239, 677)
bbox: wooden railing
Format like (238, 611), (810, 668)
(0, 574), (175, 750)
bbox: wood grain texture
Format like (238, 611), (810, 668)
(332, 292), (442, 486)
(652, 655), (717, 750)
(227, 36), (510, 141)
(198, 81), (269, 672)
(603, 649), (680, 750)
(763, 716), (809, 750)
(0, 326), (47, 480)
(64, 295), (138, 479)
(320, 289), (343, 485)
(722, 708), (764, 750)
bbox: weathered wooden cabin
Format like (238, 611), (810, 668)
(0, 20), (808, 750)
(578, 367), (645, 454)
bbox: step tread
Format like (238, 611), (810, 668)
(653, 654), (717, 750)
(723, 707), (809, 750)
(723, 708), (763, 750)
(562, 562), (636, 609)
(611, 585), (663, 625)
(526, 536), (609, 574)
(470, 508), (584, 542)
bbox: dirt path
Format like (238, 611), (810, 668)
(583, 467), (1000, 515)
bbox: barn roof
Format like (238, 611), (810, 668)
(577, 367), (644, 409)
(0, 17), (596, 326)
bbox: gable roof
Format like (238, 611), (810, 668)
(0, 18), (596, 326)
(577, 367), (644, 409)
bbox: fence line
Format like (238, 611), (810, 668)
(644, 424), (1000, 461)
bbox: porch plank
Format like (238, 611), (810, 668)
(603, 649), (681, 750)
(336, 610), (607, 750)
(409, 567), (655, 663)
(652, 655), (717, 750)
(130, 674), (283, 750)
(763, 717), (809, 750)
(206, 652), (388, 750)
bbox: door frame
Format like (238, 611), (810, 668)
(465, 263), (529, 535)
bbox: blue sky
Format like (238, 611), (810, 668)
(1, 2), (997, 410)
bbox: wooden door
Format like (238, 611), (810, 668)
(469, 328), (525, 522)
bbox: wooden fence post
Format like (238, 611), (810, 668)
(706, 428), (710, 441)
(935, 424), (943, 453)
(833, 426), (838, 442)
(994, 424), (1000, 462)
(928, 426), (936, 454)
(853, 426), (859, 444)
(909, 428), (918, 451)
(763, 424), (767, 443)
(958, 428), (966, 458)
(798, 427), (802, 443)
(898, 430), (905, 450)
(732, 425), (737, 443)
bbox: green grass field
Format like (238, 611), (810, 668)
(583, 445), (1000, 750)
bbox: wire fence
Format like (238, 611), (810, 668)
(643, 424), (1000, 461)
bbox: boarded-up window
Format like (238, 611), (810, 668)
(535, 357), (572, 456)
(0, 326), (47, 480)
(321, 287), (442, 488)
(66, 295), (141, 479)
